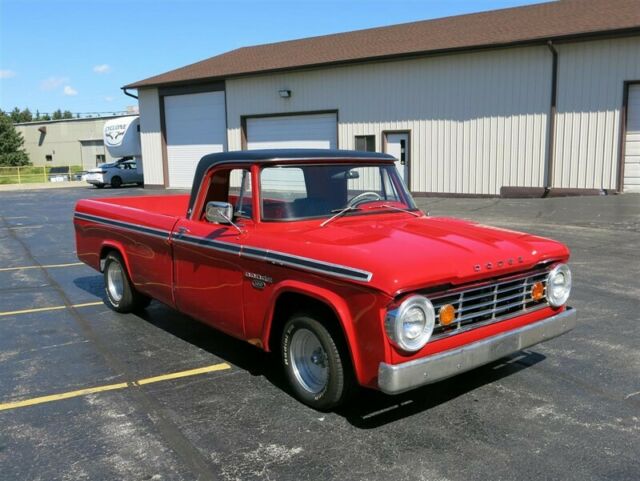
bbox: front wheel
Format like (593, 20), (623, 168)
(103, 252), (151, 313)
(281, 313), (353, 410)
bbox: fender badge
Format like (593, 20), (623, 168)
(245, 272), (273, 289)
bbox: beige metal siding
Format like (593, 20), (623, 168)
(553, 37), (640, 190)
(138, 88), (165, 185)
(227, 46), (551, 194)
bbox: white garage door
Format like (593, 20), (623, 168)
(246, 113), (337, 150)
(624, 85), (640, 193)
(164, 91), (227, 188)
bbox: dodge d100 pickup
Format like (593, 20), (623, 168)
(74, 149), (576, 410)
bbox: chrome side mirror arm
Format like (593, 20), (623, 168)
(204, 201), (245, 234)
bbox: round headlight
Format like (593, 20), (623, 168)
(546, 264), (572, 307)
(385, 295), (435, 352)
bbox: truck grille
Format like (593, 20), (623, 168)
(430, 268), (550, 340)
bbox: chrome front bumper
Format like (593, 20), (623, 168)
(378, 308), (577, 394)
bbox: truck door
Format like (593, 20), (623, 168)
(171, 167), (253, 338)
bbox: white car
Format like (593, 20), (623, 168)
(86, 159), (143, 188)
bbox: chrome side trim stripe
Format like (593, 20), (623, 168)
(74, 212), (170, 239)
(240, 247), (372, 282)
(74, 212), (372, 283)
(174, 234), (243, 255)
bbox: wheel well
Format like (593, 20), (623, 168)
(99, 246), (119, 272)
(268, 292), (346, 354)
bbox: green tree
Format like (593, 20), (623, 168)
(9, 107), (21, 122)
(21, 108), (33, 122)
(0, 113), (31, 166)
(52, 109), (63, 120)
(62, 110), (73, 119)
(7, 107), (33, 123)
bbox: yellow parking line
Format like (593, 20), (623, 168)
(0, 301), (103, 317)
(136, 363), (231, 385)
(0, 382), (129, 411)
(0, 262), (84, 272)
(0, 363), (231, 412)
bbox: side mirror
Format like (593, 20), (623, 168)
(205, 201), (233, 224)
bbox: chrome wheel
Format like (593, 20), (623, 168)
(290, 328), (329, 394)
(106, 261), (124, 303)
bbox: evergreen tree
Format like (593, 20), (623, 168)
(21, 108), (33, 122)
(0, 113), (31, 166)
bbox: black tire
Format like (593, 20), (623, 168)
(111, 176), (123, 188)
(281, 313), (353, 410)
(103, 252), (151, 313)
(95, 184), (105, 189)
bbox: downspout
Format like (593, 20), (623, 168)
(122, 88), (138, 100)
(545, 41), (558, 195)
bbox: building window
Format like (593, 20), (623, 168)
(45, 155), (53, 162)
(355, 135), (375, 152)
(96, 154), (106, 165)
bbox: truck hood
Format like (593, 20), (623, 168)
(251, 214), (570, 295)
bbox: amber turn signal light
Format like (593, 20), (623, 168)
(439, 304), (456, 326)
(531, 281), (545, 301)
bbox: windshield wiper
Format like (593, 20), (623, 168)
(380, 204), (422, 217)
(320, 205), (360, 227)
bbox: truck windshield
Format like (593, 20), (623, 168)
(259, 164), (418, 221)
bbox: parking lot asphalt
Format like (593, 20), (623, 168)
(0, 186), (638, 481)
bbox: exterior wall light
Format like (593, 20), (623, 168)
(278, 89), (292, 98)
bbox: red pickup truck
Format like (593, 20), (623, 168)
(74, 149), (576, 410)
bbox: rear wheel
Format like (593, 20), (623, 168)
(103, 252), (151, 313)
(111, 176), (123, 188)
(281, 313), (353, 410)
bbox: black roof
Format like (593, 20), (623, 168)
(188, 149), (396, 212)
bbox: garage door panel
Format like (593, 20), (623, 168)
(246, 113), (337, 150)
(165, 91), (227, 188)
(624, 85), (640, 192)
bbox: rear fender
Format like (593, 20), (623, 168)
(99, 240), (132, 276)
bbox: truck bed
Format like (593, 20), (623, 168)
(93, 194), (190, 217)
(73, 194), (191, 307)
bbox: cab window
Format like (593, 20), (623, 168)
(200, 168), (253, 220)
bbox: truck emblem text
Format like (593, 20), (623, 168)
(474, 256), (523, 272)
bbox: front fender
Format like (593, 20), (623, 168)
(261, 279), (389, 388)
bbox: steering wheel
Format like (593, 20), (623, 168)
(347, 191), (382, 208)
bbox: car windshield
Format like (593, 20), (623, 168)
(258, 163), (418, 221)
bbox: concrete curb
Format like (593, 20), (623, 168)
(0, 182), (90, 192)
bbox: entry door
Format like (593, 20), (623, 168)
(385, 132), (410, 184)
(624, 84), (640, 193)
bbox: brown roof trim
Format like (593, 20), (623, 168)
(124, 0), (640, 90)
(124, 28), (640, 91)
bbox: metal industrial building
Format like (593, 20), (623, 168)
(124, 0), (640, 194)
(15, 116), (127, 169)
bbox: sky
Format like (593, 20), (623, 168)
(0, 0), (546, 116)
